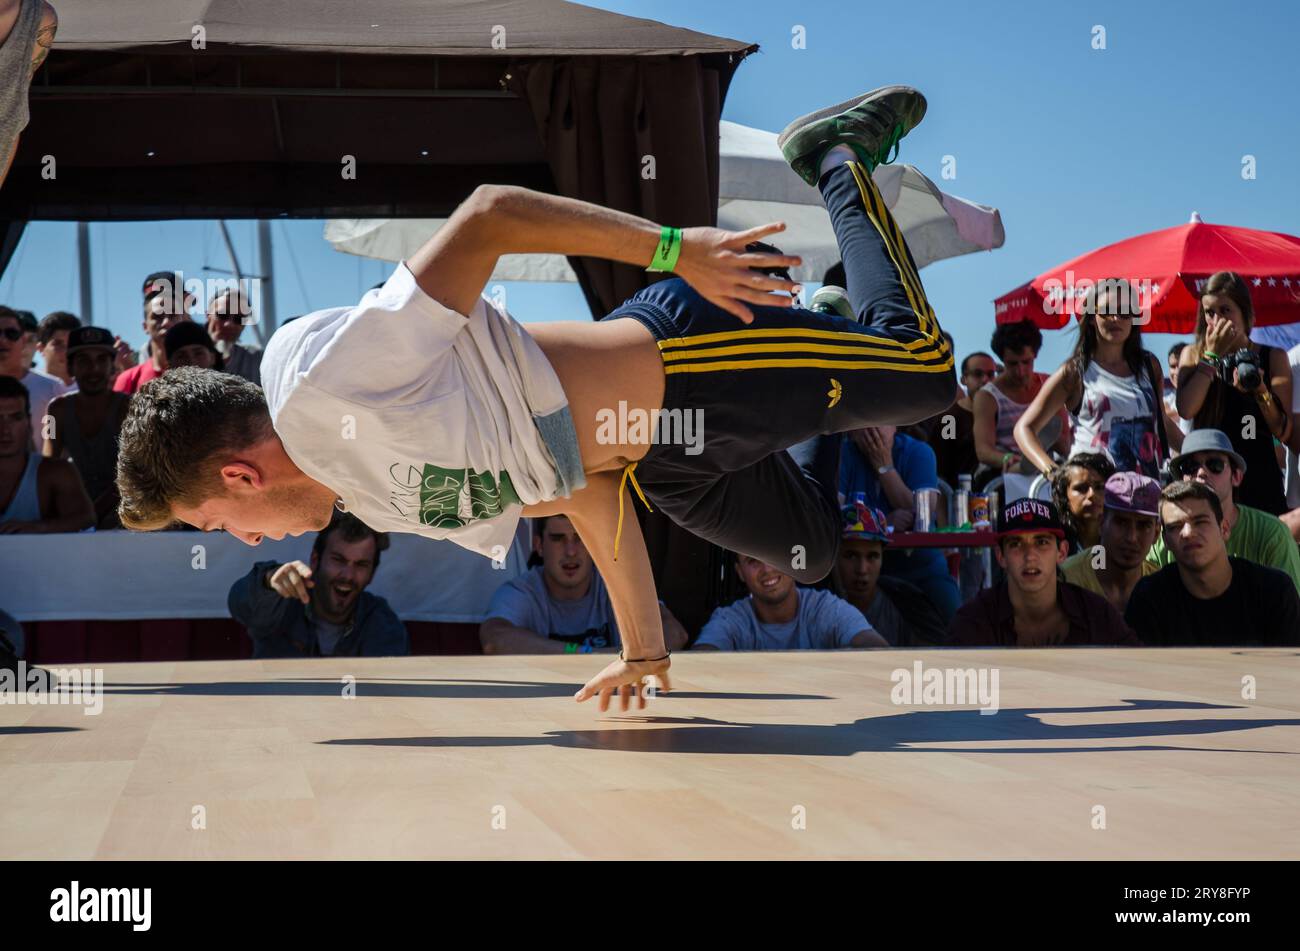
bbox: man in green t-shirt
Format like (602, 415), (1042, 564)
(1146, 429), (1300, 594)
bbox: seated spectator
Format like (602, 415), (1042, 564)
(0, 375), (94, 533)
(1145, 429), (1300, 594)
(1060, 471), (1161, 615)
(835, 498), (946, 645)
(695, 553), (887, 651)
(1125, 480), (1300, 644)
(36, 311), (80, 387)
(164, 321), (223, 372)
(948, 497), (1141, 646)
(840, 423), (961, 622)
(43, 328), (130, 529)
(227, 512), (408, 658)
(918, 350), (996, 488)
(1051, 451), (1114, 554)
(973, 317), (1072, 492)
(113, 271), (195, 395)
(480, 514), (689, 655)
(0, 305), (66, 450)
(207, 288), (262, 384)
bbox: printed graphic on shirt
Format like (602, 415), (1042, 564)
(388, 463), (521, 528)
(548, 624), (616, 649)
(1104, 415), (1159, 475)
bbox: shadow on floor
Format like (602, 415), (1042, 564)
(96, 678), (828, 702)
(0, 726), (84, 735)
(322, 698), (1300, 757)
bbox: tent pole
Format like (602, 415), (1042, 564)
(256, 220), (276, 342)
(76, 222), (93, 323)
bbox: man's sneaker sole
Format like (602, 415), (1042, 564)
(778, 85), (927, 186)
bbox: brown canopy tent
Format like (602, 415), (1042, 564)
(3, 0), (763, 634)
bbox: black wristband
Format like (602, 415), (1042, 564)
(619, 649), (671, 663)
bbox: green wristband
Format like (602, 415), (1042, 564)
(1203, 349), (1220, 361)
(646, 226), (683, 273)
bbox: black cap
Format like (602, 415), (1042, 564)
(998, 497), (1066, 540)
(66, 326), (115, 358)
(163, 321), (215, 360)
(143, 270), (192, 303)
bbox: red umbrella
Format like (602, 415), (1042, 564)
(994, 214), (1300, 333)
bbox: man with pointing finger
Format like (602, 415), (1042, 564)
(227, 512), (408, 658)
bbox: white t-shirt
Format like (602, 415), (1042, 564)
(260, 263), (573, 558)
(20, 369), (67, 451)
(1285, 344), (1300, 509)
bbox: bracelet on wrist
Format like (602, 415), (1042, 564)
(645, 226), (683, 273)
(619, 649), (671, 663)
(1202, 349), (1220, 361)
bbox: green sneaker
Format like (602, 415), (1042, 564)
(809, 285), (856, 322)
(778, 85), (927, 186)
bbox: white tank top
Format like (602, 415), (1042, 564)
(1069, 358), (1160, 478)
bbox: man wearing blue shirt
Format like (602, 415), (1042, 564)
(840, 424), (961, 621)
(694, 553), (887, 651)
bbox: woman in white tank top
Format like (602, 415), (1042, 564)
(1014, 279), (1183, 481)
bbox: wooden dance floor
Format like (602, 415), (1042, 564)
(3, 649), (1298, 859)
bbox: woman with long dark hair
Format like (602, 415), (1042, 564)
(1175, 271), (1291, 515)
(1015, 278), (1180, 481)
(1051, 452), (1115, 555)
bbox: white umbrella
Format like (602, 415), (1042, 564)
(324, 120), (1005, 283)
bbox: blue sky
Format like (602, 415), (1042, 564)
(4, 0), (1298, 373)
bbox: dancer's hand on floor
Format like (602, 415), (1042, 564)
(676, 222), (803, 324)
(575, 656), (672, 712)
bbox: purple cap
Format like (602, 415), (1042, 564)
(1103, 471), (1161, 517)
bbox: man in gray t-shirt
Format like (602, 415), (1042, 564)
(1, 0), (57, 188)
(694, 554), (886, 651)
(481, 514), (689, 655)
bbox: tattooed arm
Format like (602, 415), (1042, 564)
(31, 2), (57, 75)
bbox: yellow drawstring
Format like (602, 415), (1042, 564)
(614, 462), (653, 561)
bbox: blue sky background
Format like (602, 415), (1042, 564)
(4, 0), (1298, 373)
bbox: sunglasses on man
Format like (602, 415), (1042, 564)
(1173, 455), (1228, 478)
(0, 327), (25, 342)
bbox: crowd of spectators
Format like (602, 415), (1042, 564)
(4, 267), (1300, 656)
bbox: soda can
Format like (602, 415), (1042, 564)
(970, 493), (991, 531)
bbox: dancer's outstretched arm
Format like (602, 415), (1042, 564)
(526, 471), (670, 710)
(406, 184), (802, 323)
